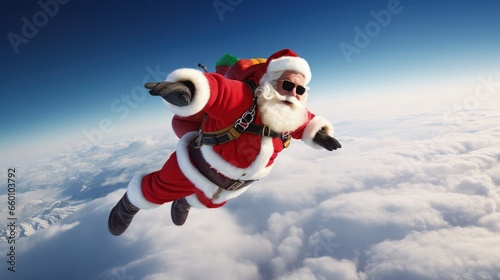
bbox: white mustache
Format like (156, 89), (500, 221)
(262, 88), (302, 107)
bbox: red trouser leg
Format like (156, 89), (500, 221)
(141, 152), (199, 204)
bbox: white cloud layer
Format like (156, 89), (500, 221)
(1, 96), (499, 279)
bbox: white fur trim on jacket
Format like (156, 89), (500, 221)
(184, 194), (205, 208)
(200, 138), (274, 181)
(302, 116), (335, 150)
(164, 68), (210, 117)
(126, 174), (160, 210)
(176, 132), (254, 207)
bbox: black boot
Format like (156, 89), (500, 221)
(171, 198), (191, 226)
(108, 192), (140, 236)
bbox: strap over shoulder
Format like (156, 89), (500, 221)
(195, 80), (288, 147)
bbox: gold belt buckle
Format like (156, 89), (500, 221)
(211, 181), (246, 200)
(283, 135), (291, 148)
(227, 180), (246, 191)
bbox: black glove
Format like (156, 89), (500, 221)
(313, 130), (342, 151)
(145, 81), (195, 106)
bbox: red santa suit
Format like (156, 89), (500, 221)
(126, 49), (335, 210)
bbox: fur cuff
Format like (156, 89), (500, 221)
(302, 116), (335, 150)
(126, 174), (160, 210)
(184, 194), (205, 208)
(164, 68), (210, 117)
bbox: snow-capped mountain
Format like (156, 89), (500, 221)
(0, 130), (175, 244)
(1, 200), (80, 239)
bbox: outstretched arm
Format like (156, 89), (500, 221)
(145, 81), (194, 107)
(313, 129), (342, 151)
(298, 115), (342, 151)
(145, 68), (253, 127)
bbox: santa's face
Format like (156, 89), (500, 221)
(275, 71), (307, 103)
(256, 71), (308, 133)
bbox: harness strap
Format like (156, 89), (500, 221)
(200, 123), (283, 145)
(195, 80), (290, 147)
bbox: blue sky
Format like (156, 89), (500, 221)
(1, 2), (500, 279)
(1, 0), (500, 164)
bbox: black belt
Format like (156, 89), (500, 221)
(188, 139), (255, 191)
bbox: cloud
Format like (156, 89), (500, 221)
(278, 257), (366, 280)
(36, 221), (80, 240)
(101, 173), (130, 186)
(1, 103), (499, 280)
(365, 227), (500, 279)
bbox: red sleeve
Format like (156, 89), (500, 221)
(202, 73), (254, 128)
(163, 68), (254, 131)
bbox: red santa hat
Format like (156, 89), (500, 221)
(250, 49), (312, 85)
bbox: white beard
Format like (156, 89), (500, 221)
(256, 84), (308, 133)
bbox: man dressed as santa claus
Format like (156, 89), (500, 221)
(108, 49), (342, 236)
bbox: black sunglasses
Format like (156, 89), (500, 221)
(279, 80), (306, 95)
